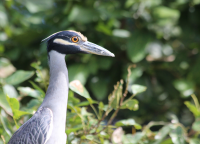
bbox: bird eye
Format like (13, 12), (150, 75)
(71, 36), (79, 43)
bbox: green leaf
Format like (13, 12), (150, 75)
(101, 104), (109, 111)
(169, 126), (186, 144)
(189, 138), (200, 144)
(98, 102), (104, 110)
(85, 135), (94, 141)
(5, 70), (34, 85)
(121, 99), (139, 111)
(68, 90), (80, 106)
(13, 110), (30, 120)
(27, 99), (41, 109)
(185, 101), (200, 117)
(69, 80), (91, 99)
(3, 84), (18, 98)
(153, 6), (180, 19)
(115, 119), (142, 130)
(81, 107), (92, 116)
(192, 119), (200, 132)
(76, 100), (97, 107)
(173, 79), (194, 97)
(0, 110), (12, 137)
(67, 132), (75, 144)
(18, 87), (41, 98)
(81, 135), (94, 141)
(154, 125), (172, 144)
(68, 6), (98, 24)
(122, 133), (144, 144)
(0, 57), (16, 78)
(16, 0), (54, 13)
(6, 96), (19, 110)
(0, 91), (12, 115)
(29, 81), (45, 97)
(6, 95), (30, 120)
(76, 101), (90, 107)
(68, 64), (89, 85)
(109, 81), (123, 109)
(112, 29), (130, 38)
(160, 138), (173, 144)
(131, 85), (147, 95)
(66, 125), (83, 134)
(127, 33), (151, 63)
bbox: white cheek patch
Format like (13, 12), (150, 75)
(53, 38), (77, 45)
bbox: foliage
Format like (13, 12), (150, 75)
(1, 0), (200, 143)
(0, 61), (200, 143)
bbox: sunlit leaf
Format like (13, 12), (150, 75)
(66, 125), (83, 134)
(16, 0), (54, 13)
(0, 91), (12, 115)
(173, 79), (194, 97)
(18, 87), (41, 98)
(154, 125), (172, 144)
(121, 99), (139, 111)
(0, 57), (15, 78)
(5, 70), (34, 85)
(192, 119), (200, 132)
(0, 5), (8, 27)
(0, 110), (12, 137)
(131, 85), (147, 95)
(6, 96), (19, 110)
(6, 96), (30, 120)
(112, 29), (130, 38)
(3, 84), (18, 98)
(27, 99), (41, 109)
(68, 6), (98, 23)
(184, 101), (200, 118)
(82, 135), (94, 141)
(68, 64), (89, 85)
(69, 80), (91, 99)
(122, 133), (144, 144)
(169, 126), (186, 144)
(81, 107), (92, 116)
(98, 102), (104, 110)
(160, 138), (173, 144)
(115, 119), (142, 130)
(76, 101), (90, 107)
(13, 110), (30, 120)
(189, 138), (200, 144)
(153, 6), (180, 19)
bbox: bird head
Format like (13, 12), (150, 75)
(42, 30), (115, 57)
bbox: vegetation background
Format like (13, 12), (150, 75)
(0, 0), (200, 143)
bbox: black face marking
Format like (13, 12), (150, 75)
(44, 31), (86, 55)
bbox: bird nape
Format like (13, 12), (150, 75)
(8, 30), (114, 144)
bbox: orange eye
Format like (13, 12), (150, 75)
(71, 36), (79, 43)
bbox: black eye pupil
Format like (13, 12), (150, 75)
(74, 38), (77, 41)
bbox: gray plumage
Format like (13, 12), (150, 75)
(8, 107), (53, 144)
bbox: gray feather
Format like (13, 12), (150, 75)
(8, 107), (53, 144)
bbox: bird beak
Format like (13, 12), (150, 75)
(80, 41), (115, 57)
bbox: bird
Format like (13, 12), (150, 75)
(8, 30), (114, 144)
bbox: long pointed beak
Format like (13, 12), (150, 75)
(80, 41), (115, 57)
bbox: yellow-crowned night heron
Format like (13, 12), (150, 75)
(8, 30), (114, 144)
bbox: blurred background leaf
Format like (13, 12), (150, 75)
(1, 0), (200, 143)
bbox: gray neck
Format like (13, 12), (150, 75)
(40, 50), (68, 144)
